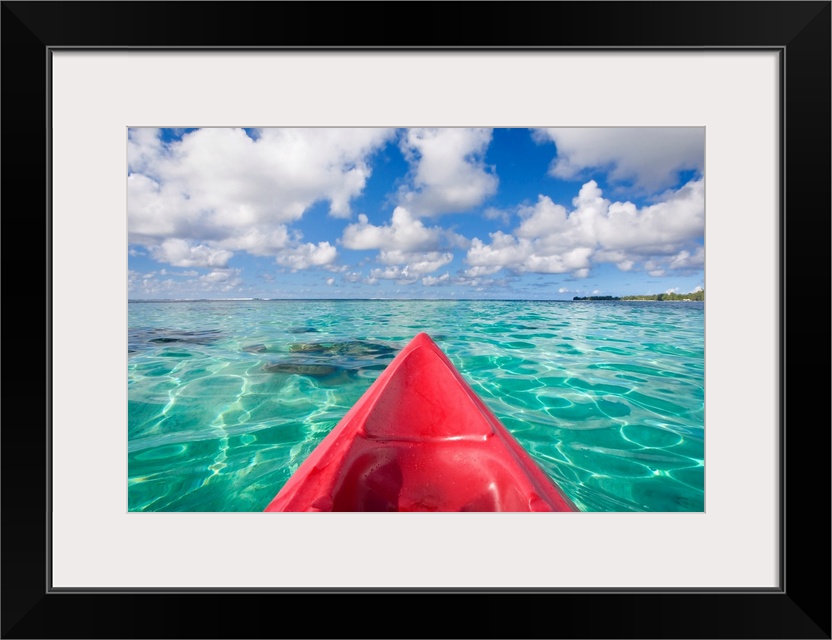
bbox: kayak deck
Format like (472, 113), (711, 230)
(265, 332), (577, 512)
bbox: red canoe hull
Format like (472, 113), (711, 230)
(265, 332), (577, 512)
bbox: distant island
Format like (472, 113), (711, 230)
(573, 290), (704, 302)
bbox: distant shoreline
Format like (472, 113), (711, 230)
(573, 298), (702, 302)
(128, 297), (705, 304)
(573, 291), (704, 302)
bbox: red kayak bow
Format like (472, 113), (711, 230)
(265, 332), (577, 512)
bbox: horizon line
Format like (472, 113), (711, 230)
(127, 297), (703, 303)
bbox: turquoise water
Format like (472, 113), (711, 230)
(128, 300), (704, 512)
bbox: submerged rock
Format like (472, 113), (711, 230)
(263, 362), (341, 377)
(288, 340), (397, 357)
(288, 327), (320, 334)
(242, 344), (268, 353)
(143, 328), (222, 345)
(288, 343), (327, 354)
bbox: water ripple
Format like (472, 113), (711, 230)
(129, 300), (704, 512)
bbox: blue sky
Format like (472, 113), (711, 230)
(128, 127), (704, 300)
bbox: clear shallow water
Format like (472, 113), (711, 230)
(128, 300), (704, 512)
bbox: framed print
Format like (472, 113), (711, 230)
(2, 1), (829, 638)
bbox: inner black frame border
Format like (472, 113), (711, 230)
(2, 2), (829, 638)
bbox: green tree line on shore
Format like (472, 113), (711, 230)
(622, 289), (704, 301)
(573, 290), (704, 301)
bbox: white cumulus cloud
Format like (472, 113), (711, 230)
(341, 207), (447, 252)
(341, 206), (461, 277)
(398, 128), (498, 217)
(668, 246), (705, 270)
(150, 239), (234, 268)
(199, 268), (244, 291)
(369, 265), (418, 284)
(597, 178), (704, 253)
(378, 250), (453, 274)
(129, 267), (245, 297)
(533, 127), (704, 192)
(422, 273), (450, 286)
(275, 242), (338, 271)
(465, 178), (704, 278)
(128, 127), (393, 270)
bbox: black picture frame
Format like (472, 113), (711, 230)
(2, 2), (829, 638)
